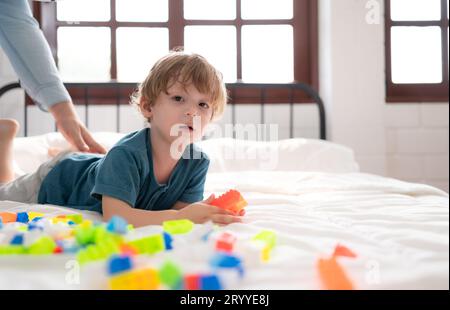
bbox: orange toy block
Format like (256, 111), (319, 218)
(317, 256), (354, 290)
(210, 190), (248, 215)
(0, 212), (17, 223)
(333, 244), (357, 258)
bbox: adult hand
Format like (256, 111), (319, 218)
(49, 101), (107, 154)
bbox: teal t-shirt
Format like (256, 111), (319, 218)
(37, 128), (210, 213)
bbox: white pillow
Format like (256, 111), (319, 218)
(13, 132), (359, 176)
(197, 138), (360, 173)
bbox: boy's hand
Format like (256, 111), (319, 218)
(176, 194), (243, 225)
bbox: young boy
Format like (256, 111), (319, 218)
(0, 51), (243, 227)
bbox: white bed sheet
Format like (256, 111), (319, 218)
(1, 171), (448, 290)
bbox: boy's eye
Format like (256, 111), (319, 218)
(173, 96), (183, 102)
(199, 102), (209, 109)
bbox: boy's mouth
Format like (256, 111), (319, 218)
(180, 124), (194, 132)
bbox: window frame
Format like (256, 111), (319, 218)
(385, 0), (449, 103)
(32, 0), (318, 104)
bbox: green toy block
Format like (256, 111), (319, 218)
(75, 225), (96, 246)
(159, 260), (183, 289)
(252, 230), (277, 249)
(67, 214), (83, 224)
(163, 219), (194, 235)
(129, 234), (165, 255)
(28, 236), (57, 255)
(0, 245), (27, 255)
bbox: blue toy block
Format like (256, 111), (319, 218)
(10, 234), (24, 245)
(31, 217), (43, 222)
(27, 222), (44, 231)
(163, 232), (173, 250)
(0, 217), (3, 229)
(108, 255), (133, 275)
(210, 253), (244, 277)
(106, 216), (128, 234)
(200, 274), (222, 290)
(16, 212), (29, 223)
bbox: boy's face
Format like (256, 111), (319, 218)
(142, 80), (213, 146)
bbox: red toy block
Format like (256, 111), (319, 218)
(0, 212), (17, 223)
(333, 244), (357, 258)
(210, 190), (248, 215)
(184, 274), (200, 290)
(215, 232), (237, 253)
(120, 244), (138, 256)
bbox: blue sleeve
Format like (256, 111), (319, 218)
(91, 147), (142, 208)
(0, 0), (71, 111)
(178, 159), (210, 203)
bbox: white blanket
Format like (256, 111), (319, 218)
(1, 171), (448, 290)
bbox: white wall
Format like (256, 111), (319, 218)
(319, 0), (449, 193)
(1, 0), (448, 192)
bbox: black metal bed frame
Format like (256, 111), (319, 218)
(0, 82), (326, 140)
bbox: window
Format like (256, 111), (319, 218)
(33, 0), (318, 103)
(385, 0), (449, 102)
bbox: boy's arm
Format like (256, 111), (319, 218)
(102, 195), (178, 227)
(172, 201), (189, 210)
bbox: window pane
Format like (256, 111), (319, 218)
(57, 0), (110, 22)
(241, 0), (293, 20)
(391, 27), (442, 84)
(391, 0), (441, 21)
(242, 25), (293, 83)
(116, 0), (168, 22)
(184, 0), (236, 20)
(116, 28), (169, 82)
(184, 26), (237, 82)
(58, 27), (111, 82)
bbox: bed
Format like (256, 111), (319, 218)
(0, 132), (448, 290)
(0, 82), (448, 290)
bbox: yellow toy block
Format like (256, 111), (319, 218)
(28, 212), (44, 221)
(109, 268), (160, 290)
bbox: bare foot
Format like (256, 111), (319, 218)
(0, 119), (19, 141)
(48, 146), (64, 158)
(0, 119), (19, 183)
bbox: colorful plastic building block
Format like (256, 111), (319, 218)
(163, 232), (173, 250)
(108, 255), (133, 275)
(184, 274), (200, 290)
(0, 212), (17, 223)
(252, 230), (276, 249)
(67, 214), (83, 224)
(0, 245), (26, 255)
(200, 274), (222, 290)
(128, 234), (165, 255)
(16, 212), (29, 223)
(106, 216), (128, 235)
(210, 190), (248, 215)
(75, 225), (96, 246)
(109, 268), (160, 290)
(28, 212), (44, 222)
(333, 244), (357, 258)
(77, 237), (121, 265)
(159, 260), (183, 290)
(119, 244), (138, 256)
(215, 232), (237, 253)
(210, 253), (244, 277)
(28, 236), (57, 255)
(10, 234), (24, 245)
(317, 256), (354, 290)
(163, 219), (194, 235)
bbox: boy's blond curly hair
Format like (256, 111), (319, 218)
(131, 50), (228, 122)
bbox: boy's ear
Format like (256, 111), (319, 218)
(140, 98), (153, 119)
